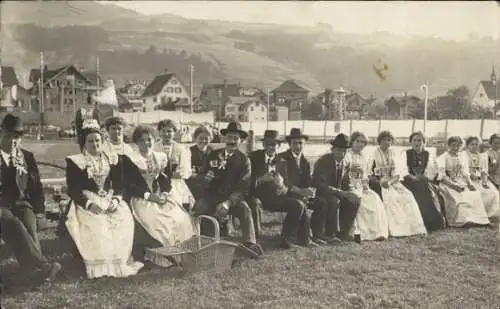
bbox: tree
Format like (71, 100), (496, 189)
(302, 99), (325, 120)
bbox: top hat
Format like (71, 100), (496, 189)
(285, 128), (308, 142)
(1, 114), (24, 135)
(330, 133), (349, 149)
(260, 130), (282, 143)
(220, 122), (248, 139)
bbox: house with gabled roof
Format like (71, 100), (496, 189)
(223, 96), (267, 122)
(141, 71), (190, 112)
(271, 80), (310, 120)
(28, 64), (101, 113)
(471, 66), (499, 110)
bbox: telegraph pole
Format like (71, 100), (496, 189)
(190, 64), (194, 113)
(39, 51), (45, 140)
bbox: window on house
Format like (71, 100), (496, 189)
(161, 96), (167, 104)
(250, 106), (254, 111)
(261, 106), (265, 112)
(153, 97), (157, 103)
(171, 80), (177, 85)
(479, 93), (484, 98)
(166, 87), (173, 93)
(175, 87), (182, 93)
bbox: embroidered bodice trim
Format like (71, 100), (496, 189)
(445, 153), (463, 180)
(374, 147), (395, 177)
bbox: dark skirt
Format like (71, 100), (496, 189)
(402, 177), (446, 231)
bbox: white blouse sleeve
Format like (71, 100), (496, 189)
(460, 152), (470, 178)
(399, 150), (410, 177)
(177, 144), (192, 179)
(435, 153), (447, 181)
(424, 153), (437, 179)
(480, 152), (489, 174)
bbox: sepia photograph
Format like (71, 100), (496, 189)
(0, 1), (499, 308)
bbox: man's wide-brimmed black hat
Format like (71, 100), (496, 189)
(260, 130), (283, 143)
(285, 128), (309, 142)
(220, 121), (248, 139)
(330, 133), (349, 149)
(1, 114), (24, 135)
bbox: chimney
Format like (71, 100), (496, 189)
(43, 65), (48, 71)
(223, 79), (227, 88)
(238, 81), (241, 88)
(164, 68), (169, 73)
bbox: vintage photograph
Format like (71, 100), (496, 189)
(0, 1), (499, 308)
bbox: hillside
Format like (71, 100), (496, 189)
(1, 1), (499, 97)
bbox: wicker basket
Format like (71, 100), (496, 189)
(144, 215), (240, 274)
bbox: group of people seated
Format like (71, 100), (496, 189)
(1, 112), (499, 284)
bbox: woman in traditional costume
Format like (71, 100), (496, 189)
(64, 119), (143, 279)
(186, 125), (214, 200)
(463, 136), (500, 221)
(102, 116), (136, 158)
(401, 132), (446, 231)
(344, 131), (389, 241)
(436, 136), (490, 227)
(487, 134), (500, 189)
(128, 125), (197, 249)
(157, 120), (195, 209)
(368, 131), (427, 237)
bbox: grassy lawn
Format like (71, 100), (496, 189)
(1, 140), (499, 308)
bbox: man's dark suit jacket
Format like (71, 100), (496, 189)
(203, 148), (251, 204)
(277, 149), (314, 193)
(312, 152), (353, 197)
(249, 149), (287, 199)
(0, 149), (45, 214)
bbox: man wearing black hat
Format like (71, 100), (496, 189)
(0, 114), (61, 283)
(313, 133), (361, 242)
(277, 128), (329, 246)
(194, 122), (263, 258)
(248, 130), (311, 248)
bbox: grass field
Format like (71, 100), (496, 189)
(1, 140), (499, 309)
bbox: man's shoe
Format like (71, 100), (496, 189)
(43, 262), (62, 282)
(307, 240), (321, 248)
(322, 235), (342, 245)
(311, 237), (328, 246)
(240, 242), (263, 259)
(280, 237), (299, 249)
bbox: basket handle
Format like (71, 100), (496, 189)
(196, 215), (220, 242)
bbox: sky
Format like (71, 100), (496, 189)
(106, 1), (500, 41)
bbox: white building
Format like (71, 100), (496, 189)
(141, 72), (190, 112)
(224, 96), (267, 122)
(471, 67), (499, 109)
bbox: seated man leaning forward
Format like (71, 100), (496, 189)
(248, 130), (310, 249)
(194, 122), (263, 258)
(313, 134), (361, 242)
(277, 128), (330, 246)
(0, 114), (62, 283)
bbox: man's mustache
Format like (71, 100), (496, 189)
(226, 142), (237, 147)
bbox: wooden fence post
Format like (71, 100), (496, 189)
(349, 119), (353, 136)
(443, 119), (449, 140)
(377, 119), (382, 135)
(246, 130), (255, 153)
(302, 120), (305, 132)
(479, 118), (485, 140)
(411, 118), (416, 133)
(284, 120), (287, 136)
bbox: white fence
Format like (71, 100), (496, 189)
(212, 119), (500, 140)
(118, 111), (214, 125)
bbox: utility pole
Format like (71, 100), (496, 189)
(39, 51), (45, 140)
(266, 88), (270, 128)
(420, 83), (429, 139)
(190, 64), (194, 113)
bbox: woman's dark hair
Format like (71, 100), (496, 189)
(157, 119), (178, 132)
(193, 125), (212, 140)
(78, 127), (102, 151)
(377, 131), (394, 144)
(104, 116), (125, 130)
(409, 131), (425, 143)
(349, 131), (367, 147)
(489, 133), (500, 145)
(465, 136), (480, 146)
(132, 125), (156, 144)
(447, 136), (463, 146)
